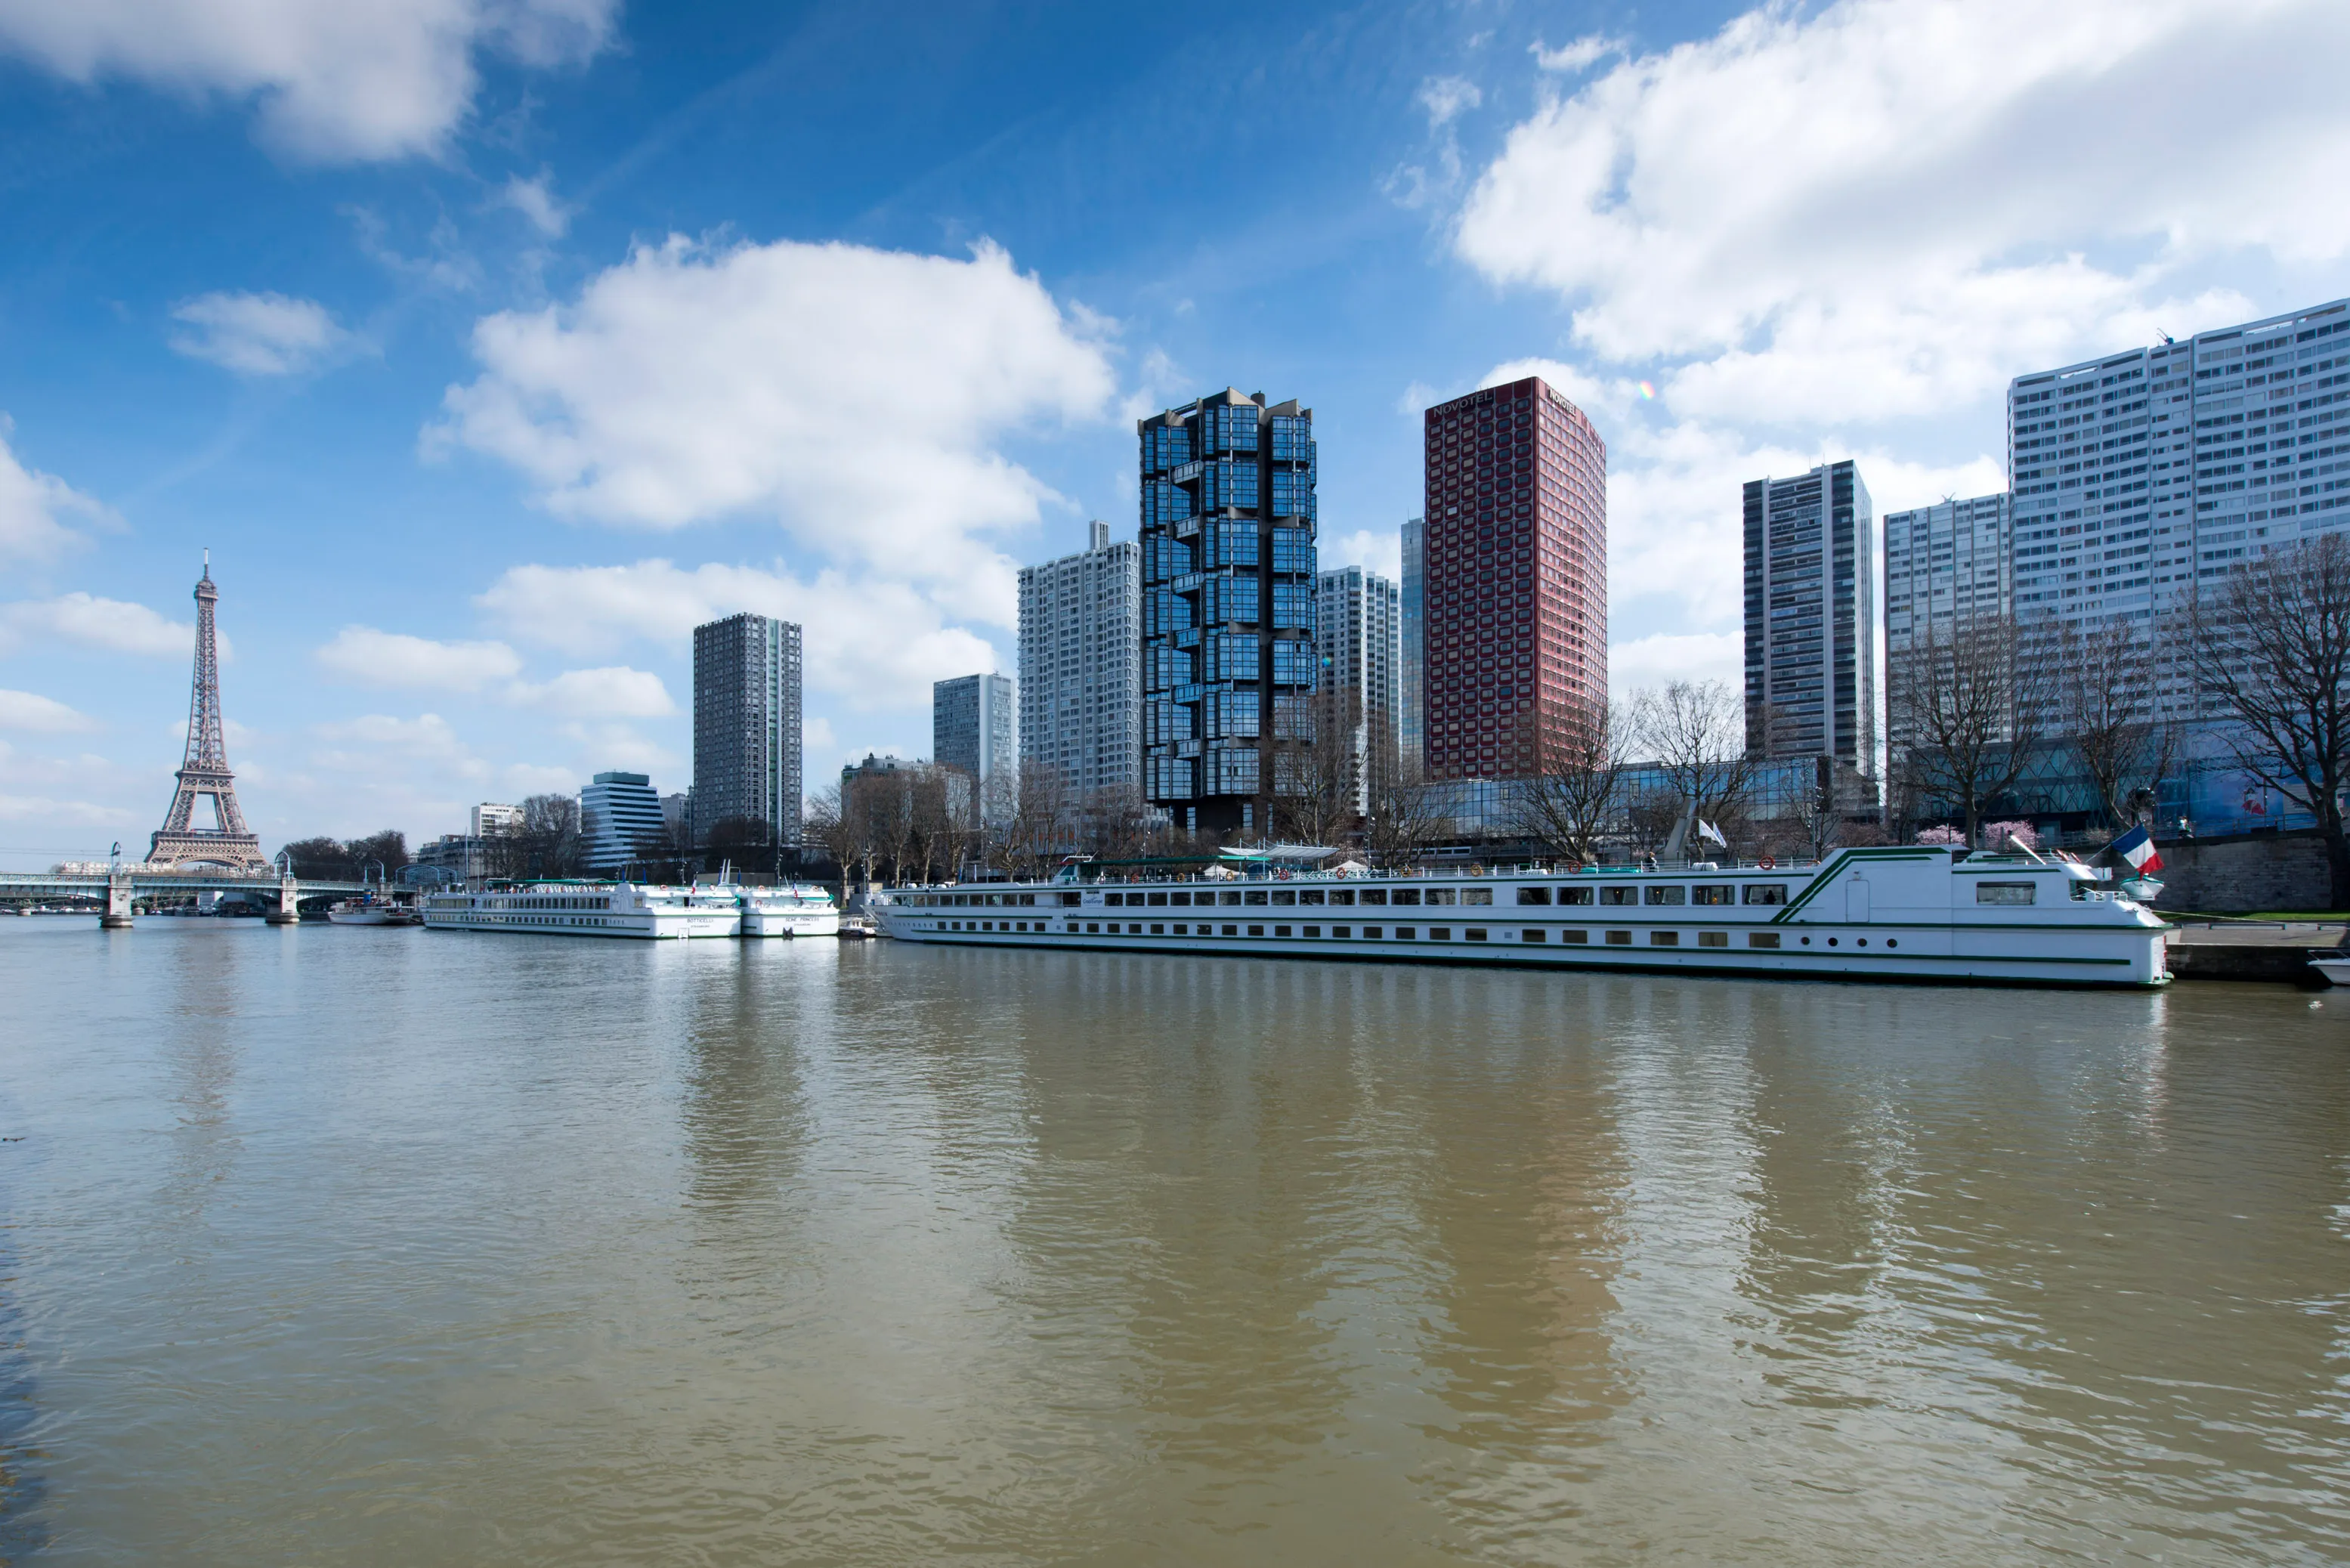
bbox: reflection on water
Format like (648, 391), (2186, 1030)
(5, 920), (2348, 1565)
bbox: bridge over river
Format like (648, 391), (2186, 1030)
(0, 868), (373, 928)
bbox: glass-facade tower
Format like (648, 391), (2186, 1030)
(1139, 388), (1318, 833)
(1743, 460), (1877, 771)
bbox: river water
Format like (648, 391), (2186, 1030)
(2, 918), (2347, 1564)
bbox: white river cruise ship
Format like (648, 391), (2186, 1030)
(422, 881), (837, 940)
(872, 847), (2169, 988)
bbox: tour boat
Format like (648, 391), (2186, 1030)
(870, 846), (2170, 988)
(422, 881), (743, 940)
(738, 883), (843, 938)
(327, 892), (418, 926)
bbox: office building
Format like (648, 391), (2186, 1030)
(1743, 460), (1878, 772)
(1421, 376), (1608, 779)
(934, 673), (1017, 821)
(1139, 388), (1319, 833)
(471, 802), (521, 838)
(692, 613), (804, 848)
(660, 792), (691, 845)
(1399, 517), (1424, 768)
(1314, 565), (1402, 815)
(579, 771), (666, 873)
(2008, 295), (2350, 718)
(1018, 520), (1142, 801)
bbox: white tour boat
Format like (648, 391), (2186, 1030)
(738, 883), (843, 938)
(326, 892), (417, 926)
(422, 881), (744, 940)
(871, 846), (2170, 988)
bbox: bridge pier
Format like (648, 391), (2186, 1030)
(266, 876), (301, 925)
(101, 872), (135, 929)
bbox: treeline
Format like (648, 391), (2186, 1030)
(278, 830), (410, 880)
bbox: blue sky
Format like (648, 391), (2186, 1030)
(2, 0), (2345, 859)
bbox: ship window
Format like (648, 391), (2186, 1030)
(1651, 930), (1680, 945)
(1333, 925), (1351, 937)
(1019, 895), (1037, 906)
(1087, 922), (1099, 932)
(1149, 892), (1167, 906)
(1749, 932), (1780, 948)
(1221, 892), (1243, 906)
(1151, 923), (1164, 934)
(1298, 889), (1325, 905)
(1605, 930), (1632, 945)
(1364, 926), (1383, 939)
(1600, 886), (1638, 905)
(1742, 885), (1787, 905)
(1699, 930), (1728, 947)
(1105, 892), (1124, 906)
(1303, 925), (1321, 937)
(1466, 928), (1488, 942)
(1523, 928), (1546, 941)
(1692, 886), (1734, 905)
(1170, 891), (1192, 905)
(1245, 890), (1269, 906)
(1645, 886), (1685, 905)
(1397, 926), (1418, 940)
(1392, 889), (1421, 905)
(1328, 890), (1354, 905)
(1517, 887), (1551, 905)
(1977, 882), (2036, 905)
(1222, 924), (1238, 936)
(1274, 925), (1291, 936)
(1272, 890), (1296, 905)
(1560, 929), (1588, 944)
(1359, 889), (1388, 905)
(1463, 889), (1492, 906)
(1559, 886), (1594, 905)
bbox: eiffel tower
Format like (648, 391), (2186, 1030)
(150, 554), (268, 869)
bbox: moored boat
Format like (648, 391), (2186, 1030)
(738, 883), (843, 938)
(871, 846), (2170, 988)
(422, 881), (741, 940)
(327, 892), (418, 926)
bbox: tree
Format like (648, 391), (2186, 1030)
(2057, 617), (2183, 832)
(1272, 688), (1362, 849)
(1362, 721), (1451, 871)
(802, 785), (861, 908)
(278, 830), (409, 880)
(2191, 533), (2350, 908)
(1630, 680), (1759, 855)
(515, 793), (583, 879)
(1514, 700), (1625, 864)
(1888, 614), (2057, 848)
(703, 815), (775, 877)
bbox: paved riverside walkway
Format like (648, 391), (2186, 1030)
(2163, 920), (2346, 983)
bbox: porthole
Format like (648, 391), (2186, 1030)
(1828, 937), (1838, 947)
(1857, 938), (1866, 947)
(1801, 936), (1811, 945)
(1886, 939), (1897, 948)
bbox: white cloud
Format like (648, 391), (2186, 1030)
(169, 291), (348, 376)
(476, 558), (999, 713)
(0, 791), (135, 826)
(311, 712), (486, 779)
(1417, 76), (1480, 129)
(1532, 36), (1622, 74)
(0, 689), (97, 732)
(0, 592), (191, 656)
(1325, 527), (1404, 583)
(515, 666), (674, 718)
(316, 626), (522, 691)
(499, 171), (569, 237)
(0, 426), (109, 562)
(1458, 0), (2350, 425)
(1607, 632), (1742, 698)
(0, 0), (616, 162)
(428, 235), (1118, 627)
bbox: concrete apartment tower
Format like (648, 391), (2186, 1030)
(1139, 389), (1319, 833)
(1399, 517), (1424, 768)
(691, 613), (804, 848)
(933, 673), (1018, 822)
(1883, 493), (2012, 749)
(1743, 461), (1878, 772)
(1314, 564), (1402, 815)
(2008, 295), (2350, 721)
(1017, 520), (1142, 799)
(1421, 376), (1608, 779)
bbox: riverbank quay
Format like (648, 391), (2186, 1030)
(2164, 920), (2348, 985)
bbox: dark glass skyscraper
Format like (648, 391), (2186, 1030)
(691, 613), (804, 848)
(1742, 460), (1876, 770)
(1139, 388), (1318, 833)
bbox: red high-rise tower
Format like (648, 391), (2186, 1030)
(1420, 377), (1606, 778)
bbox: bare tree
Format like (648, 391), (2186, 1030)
(991, 759), (1075, 878)
(2056, 617), (2183, 833)
(1629, 680), (1758, 853)
(802, 784), (861, 908)
(511, 793), (583, 879)
(1888, 614), (2057, 848)
(2191, 533), (2350, 908)
(1272, 688), (1361, 849)
(1362, 720), (1452, 871)
(1514, 700), (1625, 864)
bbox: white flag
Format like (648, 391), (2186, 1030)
(1698, 819), (1727, 848)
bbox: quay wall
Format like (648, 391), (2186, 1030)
(2151, 829), (2335, 914)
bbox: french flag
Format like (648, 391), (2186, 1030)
(2110, 825), (2164, 875)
